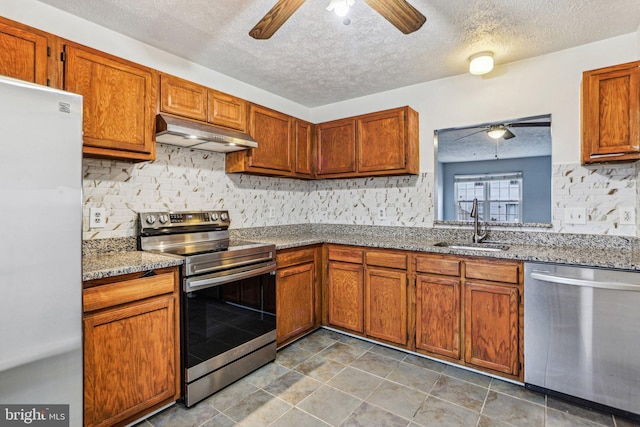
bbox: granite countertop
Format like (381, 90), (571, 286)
(83, 251), (184, 281)
(82, 225), (640, 280)
(242, 232), (640, 271)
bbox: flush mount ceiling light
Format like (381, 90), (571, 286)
(326, 0), (355, 17)
(486, 125), (507, 139)
(469, 51), (494, 75)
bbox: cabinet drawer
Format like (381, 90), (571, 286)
(328, 246), (364, 264)
(415, 255), (461, 276)
(465, 261), (519, 284)
(277, 247), (317, 268)
(366, 251), (407, 270)
(83, 272), (175, 312)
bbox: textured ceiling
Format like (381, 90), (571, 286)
(36, 0), (640, 107)
(437, 115), (551, 163)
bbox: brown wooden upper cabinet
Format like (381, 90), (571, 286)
(0, 18), (49, 86)
(317, 118), (357, 176)
(64, 43), (157, 162)
(582, 61), (640, 164)
(158, 73), (248, 132)
(226, 104), (294, 175)
(316, 106), (419, 178)
(294, 119), (315, 178)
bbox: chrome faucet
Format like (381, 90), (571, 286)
(470, 198), (487, 243)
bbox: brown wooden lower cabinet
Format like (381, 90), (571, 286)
(412, 254), (522, 380)
(276, 246), (321, 345)
(464, 281), (520, 375)
(327, 259), (364, 333)
(82, 267), (180, 427)
(415, 274), (461, 359)
(364, 266), (408, 346)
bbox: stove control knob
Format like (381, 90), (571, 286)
(158, 214), (169, 224)
(220, 212), (229, 221)
(210, 212), (219, 221)
(145, 215), (156, 225)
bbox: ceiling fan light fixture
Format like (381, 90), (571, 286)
(327, 0), (354, 17)
(487, 125), (507, 139)
(469, 51), (494, 75)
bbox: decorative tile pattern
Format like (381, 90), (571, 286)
(83, 142), (639, 241)
(142, 328), (636, 427)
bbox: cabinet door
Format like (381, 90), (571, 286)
(365, 267), (407, 346)
(247, 104), (293, 172)
(357, 108), (406, 173)
(415, 275), (461, 359)
(327, 260), (364, 333)
(64, 45), (156, 161)
(159, 74), (207, 121)
(317, 118), (356, 176)
(83, 295), (176, 427)
(208, 89), (248, 132)
(0, 19), (48, 85)
(582, 62), (640, 163)
(295, 119), (314, 177)
(277, 262), (316, 344)
(464, 282), (519, 375)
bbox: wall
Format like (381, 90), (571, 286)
(4, 1), (639, 238)
(83, 145), (311, 239)
(310, 33), (640, 236)
(440, 156), (552, 223)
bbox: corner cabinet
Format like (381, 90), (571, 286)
(82, 267), (180, 427)
(276, 246), (321, 345)
(316, 107), (419, 178)
(64, 43), (157, 162)
(582, 61), (640, 164)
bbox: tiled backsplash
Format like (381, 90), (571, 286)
(83, 144), (639, 240)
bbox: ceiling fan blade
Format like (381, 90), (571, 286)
(508, 122), (551, 127)
(503, 129), (516, 140)
(452, 129), (485, 142)
(363, 0), (426, 34)
(249, 0), (306, 40)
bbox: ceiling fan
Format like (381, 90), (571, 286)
(249, 0), (426, 39)
(454, 121), (551, 142)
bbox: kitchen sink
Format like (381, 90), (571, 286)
(433, 241), (510, 252)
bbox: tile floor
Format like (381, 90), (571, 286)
(139, 328), (640, 427)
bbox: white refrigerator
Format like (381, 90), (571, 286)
(0, 76), (83, 425)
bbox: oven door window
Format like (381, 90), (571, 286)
(184, 273), (276, 369)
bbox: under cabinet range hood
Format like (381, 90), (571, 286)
(155, 114), (257, 153)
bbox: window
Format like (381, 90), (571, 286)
(454, 173), (523, 223)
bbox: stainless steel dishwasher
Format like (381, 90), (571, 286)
(524, 263), (640, 419)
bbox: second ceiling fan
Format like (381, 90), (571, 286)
(249, 0), (426, 39)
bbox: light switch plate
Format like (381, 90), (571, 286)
(89, 207), (106, 229)
(377, 208), (386, 220)
(564, 207), (586, 225)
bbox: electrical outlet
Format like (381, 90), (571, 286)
(89, 207), (106, 229)
(268, 207), (275, 219)
(564, 207), (586, 225)
(377, 208), (386, 220)
(620, 207), (635, 225)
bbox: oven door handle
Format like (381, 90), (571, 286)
(184, 261), (276, 292)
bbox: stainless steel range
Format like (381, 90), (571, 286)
(138, 211), (276, 407)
